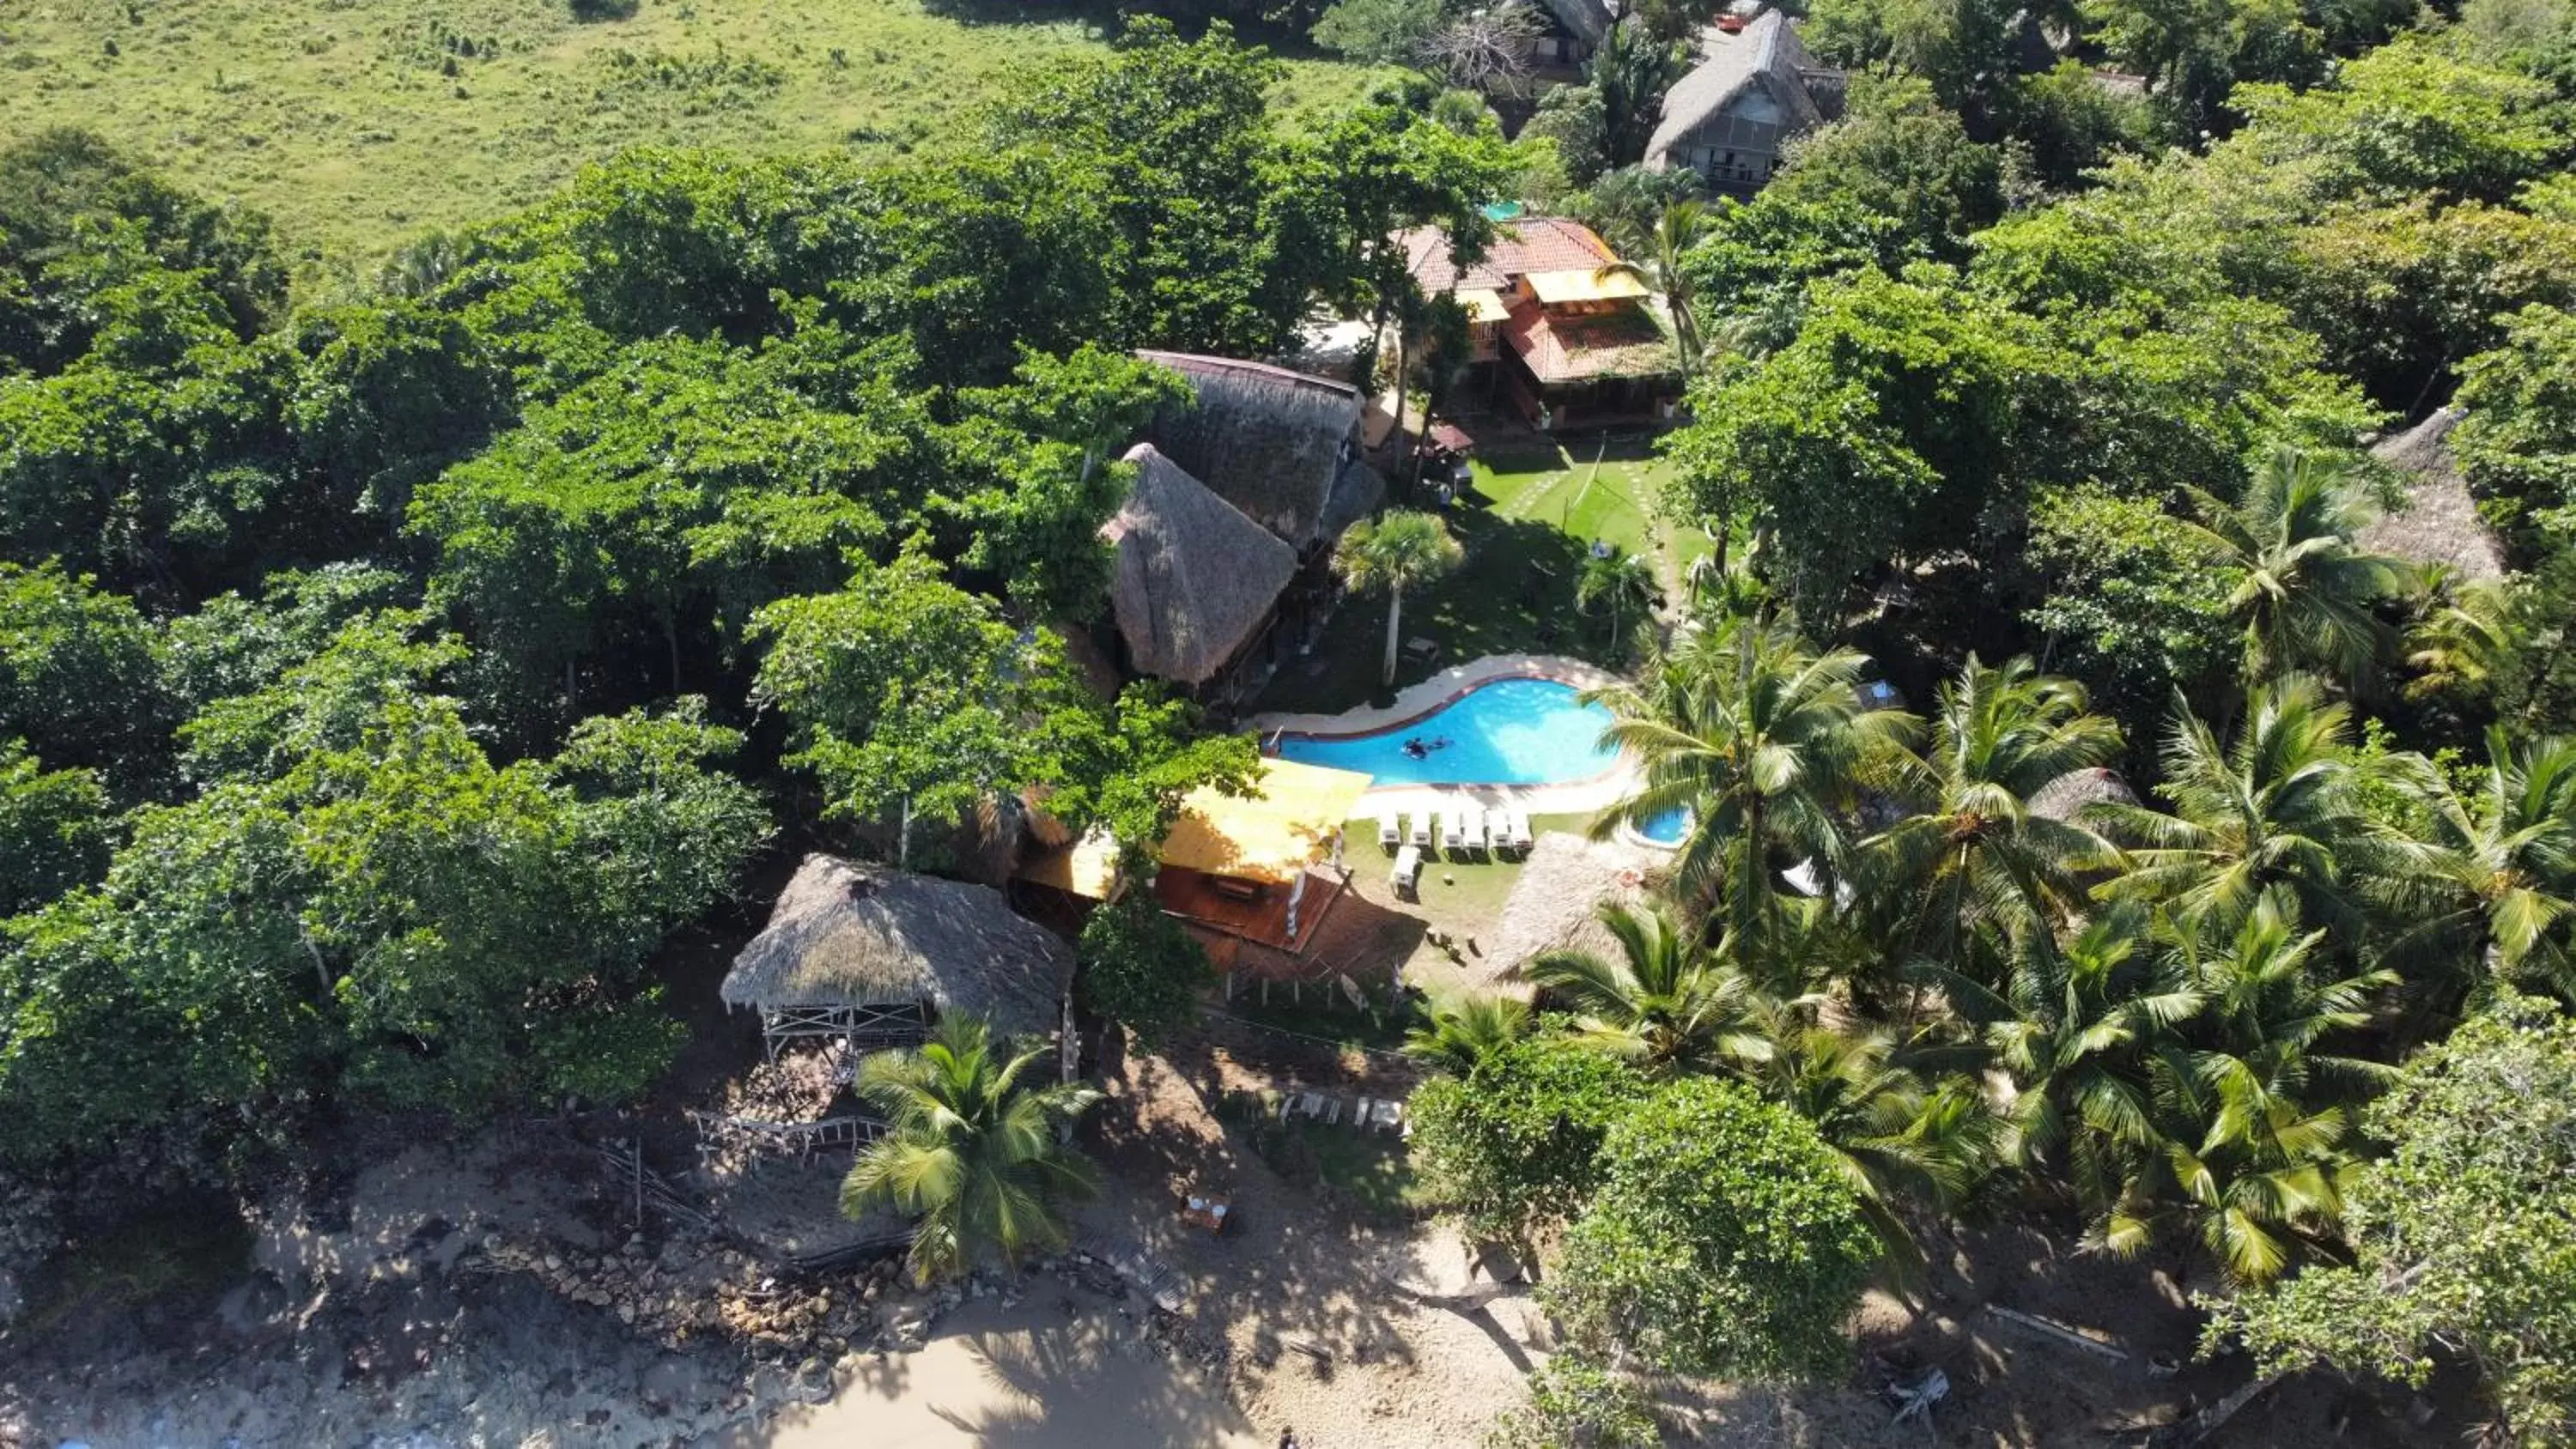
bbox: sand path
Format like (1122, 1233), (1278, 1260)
(724, 1298), (1264, 1448)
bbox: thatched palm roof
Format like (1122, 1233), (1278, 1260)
(2028, 767), (2139, 823)
(2361, 407), (2506, 583)
(1480, 832), (1660, 992)
(1646, 12), (1832, 170)
(1103, 444), (1299, 686)
(721, 854), (1072, 1038)
(1137, 350), (1363, 553)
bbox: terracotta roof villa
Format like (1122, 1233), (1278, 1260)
(1103, 443), (1302, 689)
(1646, 11), (1845, 195)
(1399, 217), (1680, 431)
(1135, 350), (1379, 557)
(722, 854), (1073, 1056)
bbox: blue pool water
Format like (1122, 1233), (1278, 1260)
(1635, 806), (1691, 846)
(1274, 677), (1619, 786)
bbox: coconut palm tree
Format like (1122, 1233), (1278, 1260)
(1404, 991), (1533, 1076)
(2402, 570), (2520, 705)
(2093, 675), (2396, 943)
(1589, 618), (1913, 936)
(1527, 901), (1774, 1072)
(841, 1016), (1103, 1283)
(2379, 727), (2576, 1006)
(2178, 446), (2415, 690)
(1863, 656), (2125, 964)
(2107, 890), (2393, 1284)
(1575, 544), (1659, 661)
(1596, 198), (1716, 372)
(1334, 510), (1465, 687)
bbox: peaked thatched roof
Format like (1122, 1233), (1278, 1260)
(2028, 767), (2139, 823)
(1137, 351), (1363, 553)
(1103, 444), (1300, 686)
(1481, 832), (1659, 991)
(721, 854), (1072, 1038)
(1646, 12), (1832, 169)
(2361, 407), (2506, 584)
(1534, 0), (1615, 45)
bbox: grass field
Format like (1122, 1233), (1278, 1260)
(0, 0), (1383, 282)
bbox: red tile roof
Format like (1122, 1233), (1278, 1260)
(1502, 299), (1677, 385)
(1400, 217), (1621, 294)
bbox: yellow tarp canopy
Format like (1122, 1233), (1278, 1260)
(1160, 758), (1376, 884)
(1456, 287), (1512, 324)
(1524, 268), (1649, 305)
(1018, 827), (1122, 900)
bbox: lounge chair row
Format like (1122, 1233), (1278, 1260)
(1277, 1088), (1406, 1135)
(1378, 806), (1532, 858)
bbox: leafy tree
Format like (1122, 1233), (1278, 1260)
(1334, 510), (1464, 687)
(1407, 1028), (1647, 1245)
(1483, 1356), (1661, 1449)
(0, 740), (111, 918)
(2023, 488), (2242, 728)
(1546, 1076), (1881, 1379)
(1311, 0), (1447, 65)
(1076, 889), (1213, 1045)
(2003, 60), (2164, 191)
(1765, 81), (2011, 259)
(2176, 446), (2414, 689)
(841, 1016), (1104, 1283)
(2228, 38), (2567, 204)
(2454, 305), (2576, 550)
(2209, 994), (2576, 1446)
(1524, 84), (1615, 189)
(0, 561), (173, 790)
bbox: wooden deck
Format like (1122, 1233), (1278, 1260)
(1152, 864), (1346, 954)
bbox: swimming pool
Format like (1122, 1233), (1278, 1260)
(1633, 805), (1691, 846)
(1272, 676), (1619, 786)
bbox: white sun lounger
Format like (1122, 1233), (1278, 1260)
(1503, 808), (1534, 852)
(1439, 810), (1466, 853)
(1390, 844), (1423, 899)
(1464, 803), (1490, 853)
(1407, 812), (1432, 849)
(1378, 809), (1400, 852)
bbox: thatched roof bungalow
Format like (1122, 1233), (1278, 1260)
(2360, 407), (2506, 584)
(1646, 13), (1844, 195)
(1480, 832), (1660, 994)
(1136, 351), (1370, 555)
(1103, 444), (1301, 688)
(722, 854), (1072, 1049)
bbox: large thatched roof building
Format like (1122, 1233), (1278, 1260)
(1103, 443), (1301, 688)
(1480, 832), (1660, 994)
(1136, 350), (1374, 555)
(2360, 407), (2506, 584)
(721, 854), (1072, 1052)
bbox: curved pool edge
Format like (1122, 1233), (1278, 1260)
(1247, 653), (1625, 742)
(1247, 654), (1637, 815)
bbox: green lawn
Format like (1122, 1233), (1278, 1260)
(1254, 437), (1709, 717)
(0, 0), (1383, 281)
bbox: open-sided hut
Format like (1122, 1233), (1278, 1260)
(1135, 350), (1375, 556)
(721, 854), (1073, 1058)
(1103, 443), (1302, 690)
(2360, 407), (2506, 584)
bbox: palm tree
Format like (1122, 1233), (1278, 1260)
(2402, 571), (2520, 705)
(1334, 510), (1465, 687)
(1575, 545), (1658, 660)
(1403, 991), (1532, 1076)
(2111, 891), (2392, 1284)
(841, 1016), (1103, 1283)
(1589, 618), (1913, 937)
(1863, 656), (2124, 964)
(1596, 198), (1716, 372)
(2379, 727), (2576, 1006)
(2093, 675), (2395, 943)
(1589, 24), (1691, 168)
(2178, 446), (2415, 689)
(1527, 901), (1773, 1072)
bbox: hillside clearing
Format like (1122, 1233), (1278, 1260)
(0, 0), (1382, 281)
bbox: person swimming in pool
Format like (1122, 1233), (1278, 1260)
(1401, 737), (1428, 759)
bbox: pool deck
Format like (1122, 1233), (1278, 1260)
(1246, 654), (1637, 816)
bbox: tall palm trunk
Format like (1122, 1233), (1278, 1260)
(1382, 583), (1406, 686)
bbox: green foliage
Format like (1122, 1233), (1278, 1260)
(1766, 80), (2010, 259)
(1312, 0), (1447, 65)
(2455, 305), (2576, 549)
(1334, 509), (1465, 686)
(2024, 488), (2241, 727)
(0, 741), (111, 919)
(841, 1016), (1103, 1283)
(1482, 1356), (1661, 1449)
(2208, 996), (2576, 1445)
(0, 561), (174, 790)
(2229, 38), (2567, 204)
(1406, 1028), (1648, 1242)
(1077, 889), (1213, 1045)
(1546, 1076), (1881, 1380)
